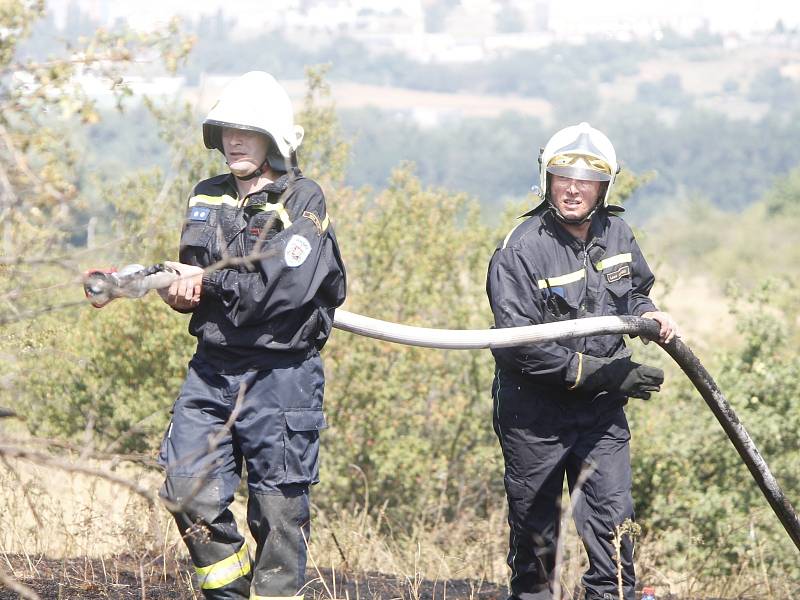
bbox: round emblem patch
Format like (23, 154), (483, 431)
(284, 234), (312, 267)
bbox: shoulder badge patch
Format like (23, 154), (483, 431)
(284, 234), (312, 267)
(303, 210), (323, 235)
(189, 207), (210, 222)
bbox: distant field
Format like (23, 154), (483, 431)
(185, 43), (798, 125)
(190, 78), (555, 122)
(602, 44), (798, 119)
(289, 80), (555, 118)
(651, 273), (736, 354)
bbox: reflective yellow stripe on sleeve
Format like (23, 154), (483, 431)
(537, 268), (585, 289)
(189, 194), (239, 208)
(189, 195), (294, 230)
(594, 252), (632, 271)
(252, 202), (293, 229)
(195, 545), (251, 590)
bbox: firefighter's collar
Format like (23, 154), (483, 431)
(521, 200), (624, 219)
(541, 210), (610, 253)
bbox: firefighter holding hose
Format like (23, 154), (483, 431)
(486, 122), (678, 600)
(156, 71), (346, 600)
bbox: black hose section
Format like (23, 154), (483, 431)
(116, 263), (168, 286)
(658, 336), (800, 552)
(549, 316), (800, 551)
(608, 317), (800, 551)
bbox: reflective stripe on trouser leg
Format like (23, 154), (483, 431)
(196, 545), (252, 590)
(162, 476), (252, 599)
(248, 487), (311, 598)
(158, 360), (257, 600)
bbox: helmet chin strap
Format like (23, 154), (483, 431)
(547, 195), (602, 226)
(229, 156), (270, 181)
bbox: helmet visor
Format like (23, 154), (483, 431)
(203, 120), (275, 151)
(546, 153), (612, 182)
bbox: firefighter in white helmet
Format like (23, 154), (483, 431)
(537, 120), (619, 223)
(157, 71), (346, 600)
(487, 123), (678, 600)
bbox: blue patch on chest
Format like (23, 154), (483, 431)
(188, 207), (210, 222)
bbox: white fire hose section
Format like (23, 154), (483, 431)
(334, 309), (650, 350)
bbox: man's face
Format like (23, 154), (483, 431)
(221, 127), (270, 177)
(549, 174), (602, 222)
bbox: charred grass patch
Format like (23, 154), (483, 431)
(0, 555), (508, 600)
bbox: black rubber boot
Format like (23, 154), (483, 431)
(247, 485), (311, 598)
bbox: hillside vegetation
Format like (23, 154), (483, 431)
(21, 6), (800, 217)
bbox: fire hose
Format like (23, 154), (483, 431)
(83, 264), (800, 553)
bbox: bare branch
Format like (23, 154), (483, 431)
(0, 254), (78, 269)
(0, 564), (41, 600)
(552, 464), (595, 600)
(0, 300), (86, 327)
(0, 444), (161, 507)
(0, 455), (43, 528)
(1, 434), (158, 468)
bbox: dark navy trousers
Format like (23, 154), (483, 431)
(159, 354), (327, 599)
(492, 371), (636, 600)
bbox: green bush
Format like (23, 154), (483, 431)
(318, 166), (507, 524)
(630, 279), (800, 588)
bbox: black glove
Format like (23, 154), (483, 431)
(568, 354), (664, 400)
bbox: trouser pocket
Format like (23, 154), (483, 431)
(282, 409), (327, 485)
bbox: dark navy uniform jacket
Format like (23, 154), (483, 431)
(178, 169), (346, 373)
(486, 204), (657, 399)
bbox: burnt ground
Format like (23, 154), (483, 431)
(0, 555), (749, 599)
(0, 555), (508, 599)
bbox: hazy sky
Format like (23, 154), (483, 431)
(49, 0), (800, 35)
(570, 0), (800, 32)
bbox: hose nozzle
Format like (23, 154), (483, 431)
(83, 263), (175, 308)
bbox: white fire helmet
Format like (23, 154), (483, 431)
(538, 122), (619, 207)
(203, 71), (304, 172)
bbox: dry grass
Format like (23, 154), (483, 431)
(0, 455), (165, 559)
(0, 447), (514, 598)
(0, 443), (596, 599)
(1, 431), (796, 599)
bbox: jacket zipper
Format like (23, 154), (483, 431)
(237, 191), (249, 258)
(580, 240), (593, 314)
(580, 239), (594, 353)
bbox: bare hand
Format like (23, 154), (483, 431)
(641, 311), (679, 344)
(157, 261), (204, 310)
